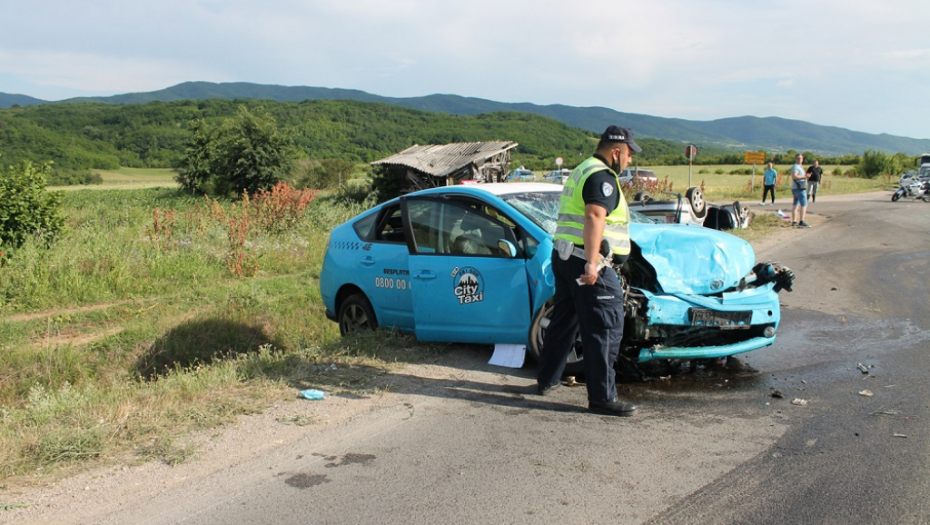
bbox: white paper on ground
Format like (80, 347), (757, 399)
(489, 344), (526, 368)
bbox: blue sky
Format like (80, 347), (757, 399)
(2, 0), (929, 139)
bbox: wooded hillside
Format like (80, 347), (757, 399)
(0, 99), (733, 176)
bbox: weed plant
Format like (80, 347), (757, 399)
(0, 183), (437, 482)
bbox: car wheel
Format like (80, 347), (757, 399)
(338, 293), (378, 336)
(529, 301), (584, 375)
(685, 187), (707, 219)
(633, 191), (651, 202)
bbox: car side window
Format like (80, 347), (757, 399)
(406, 200), (443, 254)
(468, 202), (530, 256)
(372, 206), (406, 243)
(405, 199), (516, 257)
(352, 212), (378, 240)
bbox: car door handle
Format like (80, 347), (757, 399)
(413, 271), (437, 281)
(359, 256), (375, 267)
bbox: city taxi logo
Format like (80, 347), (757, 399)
(452, 266), (484, 305)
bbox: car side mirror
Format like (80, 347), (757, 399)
(497, 240), (517, 258)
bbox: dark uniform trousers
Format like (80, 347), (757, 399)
(537, 249), (624, 403)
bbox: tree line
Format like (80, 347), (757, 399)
(1, 99), (922, 184)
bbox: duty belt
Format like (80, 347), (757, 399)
(554, 238), (608, 270)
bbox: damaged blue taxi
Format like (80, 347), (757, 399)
(320, 183), (794, 368)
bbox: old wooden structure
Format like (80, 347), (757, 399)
(371, 141), (518, 193)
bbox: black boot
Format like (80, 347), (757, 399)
(589, 395), (636, 416)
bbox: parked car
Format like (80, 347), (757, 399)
(320, 183), (793, 372)
(506, 167), (536, 182)
(618, 168), (658, 186)
(542, 168), (571, 184)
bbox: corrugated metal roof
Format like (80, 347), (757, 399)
(371, 141), (518, 177)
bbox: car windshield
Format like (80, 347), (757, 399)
(500, 191), (655, 235)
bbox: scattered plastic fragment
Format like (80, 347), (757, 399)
(299, 389), (326, 400)
(565, 376), (579, 387)
(893, 433), (908, 438)
(771, 390), (784, 398)
(858, 390), (874, 397)
(856, 362), (869, 374)
(791, 398), (809, 406)
(776, 209), (790, 219)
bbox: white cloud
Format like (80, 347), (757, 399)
(2, 0), (930, 138)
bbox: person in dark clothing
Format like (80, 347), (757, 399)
(806, 160), (823, 202)
(536, 125), (640, 417)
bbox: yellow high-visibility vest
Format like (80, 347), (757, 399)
(554, 156), (631, 256)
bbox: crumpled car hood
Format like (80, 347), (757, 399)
(630, 223), (755, 295)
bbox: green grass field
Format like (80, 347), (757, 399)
(48, 168), (179, 191)
(633, 164), (889, 201)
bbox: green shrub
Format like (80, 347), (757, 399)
(857, 149), (899, 179)
(335, 177), (376, 204)
(176, 106), (296, 196)
(295, 158), (356, 190)
(46, 168), (103, 186)
(714, 168), (725, 175)
(0, 160), (65, 250)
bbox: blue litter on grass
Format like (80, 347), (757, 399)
(299, 389), (326, 400)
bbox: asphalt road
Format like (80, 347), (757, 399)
(7, 191), (929, 525)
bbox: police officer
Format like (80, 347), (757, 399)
(536, 125), (639, 417)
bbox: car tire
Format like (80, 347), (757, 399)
(685, 187), (707, 219)
(529, 301), (584, 375)
(633, 191), (651, 202)
(338, 293), (378, 336)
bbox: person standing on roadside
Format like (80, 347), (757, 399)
(806, 160), (823, 203)
(536, 125), (639, 417)
(790, 154), (811, 228)
(761, 162), (777, 205)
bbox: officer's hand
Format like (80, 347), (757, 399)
(580, 263), (599, 285)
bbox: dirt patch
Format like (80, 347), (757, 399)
(28, 327), (125, 350)
(4, 302), (128, 324)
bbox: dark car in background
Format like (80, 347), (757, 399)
(506, 167), (536, 182)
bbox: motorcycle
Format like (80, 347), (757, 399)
(892, 179), (930, 202)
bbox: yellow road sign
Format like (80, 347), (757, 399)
(744, 151), (766, 164)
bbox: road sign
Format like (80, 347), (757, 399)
(556, 157), (563, 167)
(685, 145), (698, 160)
(745, 151), (766, 164)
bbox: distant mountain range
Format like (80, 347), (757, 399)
(3, 81), (929, 156)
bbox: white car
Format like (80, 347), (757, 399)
(628, 187), (753, 230)
(619, 168), (659, 186)
(628, 187), (707, 225)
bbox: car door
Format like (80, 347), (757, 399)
(359, 204), (414, 330)
(402, 196), (532, 344)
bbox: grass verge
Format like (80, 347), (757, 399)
(0, 186), (451, 485)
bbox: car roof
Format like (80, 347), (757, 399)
(412, 182), (562, 198)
